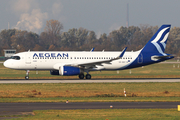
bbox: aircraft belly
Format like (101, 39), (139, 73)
(29, 61), (54, 70)
(103, 61), (127, 70)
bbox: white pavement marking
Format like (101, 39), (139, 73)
(0, 79), (180, 84)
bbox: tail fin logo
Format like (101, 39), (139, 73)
(151, 27), (170, 55)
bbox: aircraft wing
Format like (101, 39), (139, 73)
(66, 47), (127, 69)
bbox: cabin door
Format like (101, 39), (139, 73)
(25, 53), (31, 64)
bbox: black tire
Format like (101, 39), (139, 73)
(79, 74), (84, 79)
(25, 76), (29, 80)
(86, 74), (91, 79)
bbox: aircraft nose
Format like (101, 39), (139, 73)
(3, 60), (12, 68)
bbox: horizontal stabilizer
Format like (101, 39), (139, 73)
(154, 54), (174, 59)
(151, 54), (174, 61)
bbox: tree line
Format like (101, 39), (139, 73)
(0, 19), (180, 56)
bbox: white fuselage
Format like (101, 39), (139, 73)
(4, 51), (140, 71)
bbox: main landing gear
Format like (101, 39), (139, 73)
(85, 74), (91, 79)
(78, 73), (91, 79)
(25, 70), (30, 80)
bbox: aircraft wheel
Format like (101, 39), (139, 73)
(25, 76), (29, 80)
(86, 74), (91, 79)
(79, 74), (84, 79)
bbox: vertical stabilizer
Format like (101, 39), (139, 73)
(141, 25), (171, 55)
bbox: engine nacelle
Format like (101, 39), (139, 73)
(50, 66), (81, 76)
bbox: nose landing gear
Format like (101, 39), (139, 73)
(25, 70), (29, 80)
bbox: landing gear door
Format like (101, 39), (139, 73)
(25, 53), (31, 64)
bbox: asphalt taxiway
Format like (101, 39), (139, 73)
(0, 102), (179, 115)
(0, 78), (180, 83)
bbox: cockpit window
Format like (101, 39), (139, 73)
(11, 56), (20, 60)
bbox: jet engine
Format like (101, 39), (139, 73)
(50, 66), (82, 76)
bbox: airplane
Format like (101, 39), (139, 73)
(3, 24), (174, 80)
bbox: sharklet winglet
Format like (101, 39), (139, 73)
(119, 47), (127, 58)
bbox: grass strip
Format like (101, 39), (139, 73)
(0, 82), (180, 102)
(7, 109), (180, 120)
(1, 97), (180, 103)
(0, 83), (180, 98)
